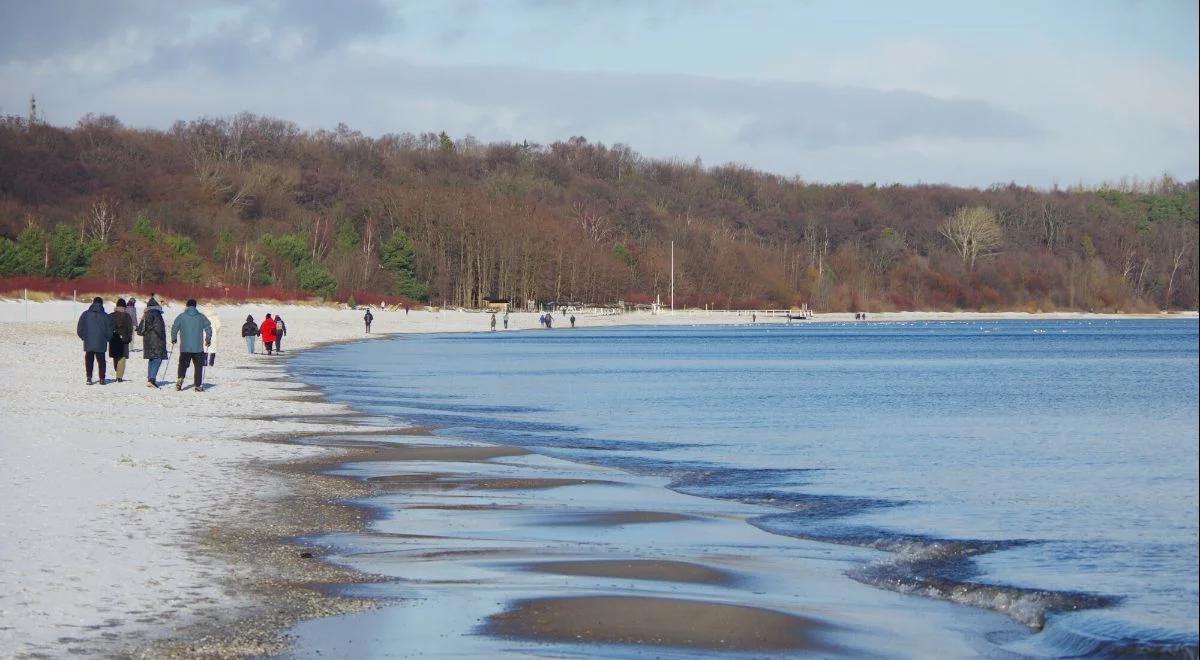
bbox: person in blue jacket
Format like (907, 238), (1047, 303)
(170, 298), (213, 392)
(77, 297), (115, 385)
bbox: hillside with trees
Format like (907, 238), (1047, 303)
(1, 112), (1196, 311)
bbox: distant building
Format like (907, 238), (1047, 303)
(484, 296), (510, 312)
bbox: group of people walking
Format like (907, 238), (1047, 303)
(240, 313), (286, 354)
(76, 295), (212, 391)
(536, 313), (576, 329)
(489, 312), (510, 331)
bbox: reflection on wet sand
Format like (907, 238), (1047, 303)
(281, 431), (1025, 657)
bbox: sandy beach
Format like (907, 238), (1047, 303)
(1, 299), (1194, 657)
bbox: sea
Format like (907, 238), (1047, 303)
(290, 318), (1199, 656)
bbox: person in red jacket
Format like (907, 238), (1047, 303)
(260, 313), (278, 355)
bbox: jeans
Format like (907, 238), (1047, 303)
(148, 358), (163, 381)
(85, 351), (106, 382)
(246, 336), (256, 353)
(178, 352), (204, 388)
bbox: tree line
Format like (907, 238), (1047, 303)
(1, 111), (1196, 311)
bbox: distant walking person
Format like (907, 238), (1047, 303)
(404, 304), (409, 316)
(109, 298), (134, 382)
(126, 297), (139, 330)
(490, 314), (497, 331)
(137, 299), (167, 387)
(273, 315), (287, 352)
(260, 314), (278, 355)
(170, 299), (212, 392)
(364, 308), (374, 333)
(503, 312), (509, 329)
(77, 297), (114, 385)
(545, 314), (553, 329)
(241, 315), (260, 354)
(570, 314), (576, 328)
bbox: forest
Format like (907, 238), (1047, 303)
(1, 111), (1196, 311)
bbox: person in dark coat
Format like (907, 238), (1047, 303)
(241, 315), (260, 354)
(108, 298), (134, 382)
(364, 309), (373, 333)
(77, 297), (114, 385)
(273, 315), (286, 352)
(137, 299), (168, 387)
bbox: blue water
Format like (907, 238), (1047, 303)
(292, 319), (1199, 655)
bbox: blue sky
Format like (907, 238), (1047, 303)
(1, 0), (1196, 187)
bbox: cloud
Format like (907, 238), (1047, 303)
(0, 0), (397, 67)
(1, 3), (1192, 186)
(0, 50), (1046, 185)
(0, 0), (175, 60)
(332, 63), (1040, 149)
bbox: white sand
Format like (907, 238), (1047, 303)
(0, 298), (1193, 656)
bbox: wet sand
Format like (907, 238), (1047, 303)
(277, 429), (1027, 657)
(519, 559), (737, 585)
(487, 595), (829, 651)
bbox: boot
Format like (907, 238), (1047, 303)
(175, 378), (183, 391)
(147, 379), (157, 388)
(194, 384), (205, 393)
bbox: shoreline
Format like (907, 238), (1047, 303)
(265, 352), (1029, 657)
(274, 319), (1199, 657)
(1, 301), (1195, 657)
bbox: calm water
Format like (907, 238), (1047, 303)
(292, 319), (1199, 655)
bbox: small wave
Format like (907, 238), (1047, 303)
(749, 518), (1116, 631)
(996, 613), (1200, 658)
(850, 555), (1114, 630)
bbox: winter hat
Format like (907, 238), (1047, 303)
(186, 299), (197, 308)
(116, 298), (126, 308)
(92, 297), (103, 304)
(246, 315), (254, 322)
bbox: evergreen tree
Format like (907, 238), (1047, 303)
(380, 228), (427, 300)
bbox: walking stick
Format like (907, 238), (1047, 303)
(160, 345), (173, 384)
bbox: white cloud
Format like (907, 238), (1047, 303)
(1, 4), (1194, 187)
(766, 38), (1199, 184)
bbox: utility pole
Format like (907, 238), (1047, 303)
(669, 241), (675, 311)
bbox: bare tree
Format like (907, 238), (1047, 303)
(941, 206), (1003, 270)
(86, 196), (118, 244)
(1039, 201), (1070, 251)
(360, 214), (377, 285)
(232, 242), (260, 291)
(1165, 245), (1188, 308)
(572, 202), (612, 244)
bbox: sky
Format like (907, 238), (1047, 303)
(1, 0), (1196, 187)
